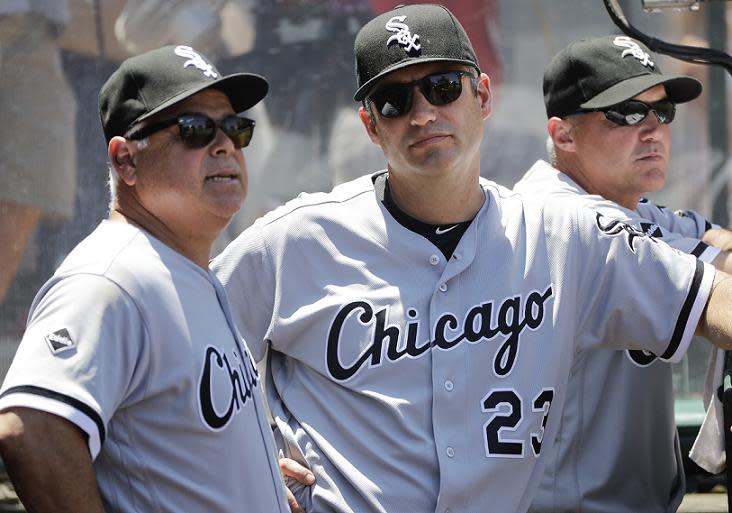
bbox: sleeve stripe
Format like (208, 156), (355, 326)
(691, 242), (710, 258)
(0, 386), (105, 458)
(697, 245), (721, 264)
(705, 220), (713, 232)
(661, 260), (706, 360)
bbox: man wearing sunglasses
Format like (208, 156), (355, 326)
(214, 5), (732, 513)
(0, 45), (291, 513)
(514, 35), (732, 513)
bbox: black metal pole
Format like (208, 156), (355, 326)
(705, 3), (732, 510)
(706, 1), (729, 226)
(604, 0), (732, 505)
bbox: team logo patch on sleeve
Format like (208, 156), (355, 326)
(639, 222), (663, 238)
(45, 328), (75, 355)
(595, 212), (658, 252)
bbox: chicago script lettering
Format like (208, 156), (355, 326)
(198, 345), (259, 430)
(327, 285), (553, 381)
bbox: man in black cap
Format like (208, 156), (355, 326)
(0, 45), (290, 513)
(214, 6), (732, 513)
(514, 35), (732, 513)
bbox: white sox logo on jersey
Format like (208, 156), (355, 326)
(385, 16), (421, 55)
(198, 344), (259, 430)
(595, 212), (658, 252)
(327, 285), (553, 381)
(613, 36), (655, 68)
(174, 45), (218, 78)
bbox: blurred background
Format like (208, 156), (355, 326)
(0, 0), (730, 506)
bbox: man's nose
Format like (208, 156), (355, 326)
(409, 86), (437, 126)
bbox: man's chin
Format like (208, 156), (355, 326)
(639, 172), (667, 193)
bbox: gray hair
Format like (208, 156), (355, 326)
(546, 114), (584, 168)
(545, 135), (557, 167)
(107, 132), (149, 214)
(107, 164), (118, 214)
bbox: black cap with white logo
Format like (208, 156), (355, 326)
(543, 35), (701, 118)
(354, 4), (479, 101)
(99, 45), (268, 142)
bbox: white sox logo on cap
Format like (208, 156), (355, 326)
(385, 16), (421, 55)
(174, 45), (218, 78)
(613, 36), (655, 69)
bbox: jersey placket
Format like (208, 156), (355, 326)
(431, 226), (477, 513)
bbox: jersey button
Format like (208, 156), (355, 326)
(444, 380), (454, 391)
(429, 254), (440, 265)
(446, 446), (455, 458)
(439, 283), (448, 292)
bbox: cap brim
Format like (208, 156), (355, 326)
(580, 74), (701, 110)
(137, 73), (269, 124)
(354, 58), (479, 101)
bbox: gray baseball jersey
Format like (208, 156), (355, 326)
(0, 220), (289, 513)
(213, 171), (713, 513)
(514, 160), (718, 513)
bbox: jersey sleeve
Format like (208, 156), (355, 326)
(0, 274), (148, 459)
(581, 197), (719, 263)
(565, 205), (714, 362)
(633, 199), (718, 261)
(636, 199), (716, 235)
(211, 223), (276, 363)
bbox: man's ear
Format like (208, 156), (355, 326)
(108, 136), (138, 186)
(547, 117), (576, 152)
(359, 105), (382, 147)
(476, 73), (492, 119)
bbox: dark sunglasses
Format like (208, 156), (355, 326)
(128, 113), (255, 149)
(590, 99), (676, 126)
(368, 70), (476, 119)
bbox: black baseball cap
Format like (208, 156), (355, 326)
(354, 4), (479, 101)
(99, 45), (268, 142)
(543, 35), (701, 118)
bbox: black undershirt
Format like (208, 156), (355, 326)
(373, 172), (473, 259)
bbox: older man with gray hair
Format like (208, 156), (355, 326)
(0, 45), (290, 513)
